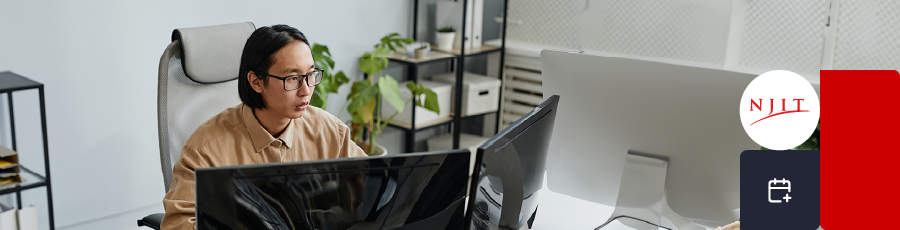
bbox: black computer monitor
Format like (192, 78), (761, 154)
(467, 95), (560, 230)
(195, 149), (477, 230)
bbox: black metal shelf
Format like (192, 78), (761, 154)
(387, 116), (452, 130)
(434, 45), (502, 57)
(384, 0), (508, 153)
(0, 166), (48, 195)
(384, 111), (496, 132)
(387, 52), (456, 65)
(0, 71), (42, 93)
(0, 71), (57, 230)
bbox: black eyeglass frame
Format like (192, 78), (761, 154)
(258, 68), (324, 90)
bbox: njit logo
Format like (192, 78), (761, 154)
(748, 98), (809, 126)
(740, 70), (819, 150)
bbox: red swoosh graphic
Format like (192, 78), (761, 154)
(750, 110), (810, 126)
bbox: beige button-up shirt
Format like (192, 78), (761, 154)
(161, 104), (366, 229)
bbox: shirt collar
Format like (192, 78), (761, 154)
(242, 104), (295, 152)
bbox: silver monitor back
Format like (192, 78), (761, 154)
(540, 49), (763, 224)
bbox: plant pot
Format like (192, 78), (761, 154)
(369, 143), (388, 156)
(414, 48), (428, 59)
(435, 32), (455, 51)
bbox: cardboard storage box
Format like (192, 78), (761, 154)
(433, 72), (501, 116)
(381, 80), (452, 126)
(427, 133), (491, 176)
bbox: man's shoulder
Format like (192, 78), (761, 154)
(184, 104), (246, 149)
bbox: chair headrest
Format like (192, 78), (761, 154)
(172, 22), (255, 84)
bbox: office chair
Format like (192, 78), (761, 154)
(137, 22), (255, 230)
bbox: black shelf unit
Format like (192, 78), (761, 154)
(0, 71), (56, 230)
(385, 0), (509, 153)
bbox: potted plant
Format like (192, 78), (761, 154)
(435, 26), (455, 51)
(340, 33), (441, 155)
(414, 43), (429, 59)
(310, 43), (349, 109)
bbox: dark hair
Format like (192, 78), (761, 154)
(238, 24), (310, 109)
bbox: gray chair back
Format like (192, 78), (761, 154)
(157, 22), (254, 192)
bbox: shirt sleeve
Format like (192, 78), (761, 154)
(161, 145), (207, 230)
(340, 123), (368, 158)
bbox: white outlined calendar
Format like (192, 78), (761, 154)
(768, 178), (792, 203)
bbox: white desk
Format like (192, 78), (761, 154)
(529, 188), (615, 230)
(525, 172), (615, 230)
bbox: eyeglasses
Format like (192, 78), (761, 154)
(259, 68), (324, 90)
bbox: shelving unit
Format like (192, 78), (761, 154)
(0, 71), (56, 230)
(384, 0), (509, 153)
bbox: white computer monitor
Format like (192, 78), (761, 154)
(540, 49), (819, 227)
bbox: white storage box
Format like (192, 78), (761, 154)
(381, 80), (451, 126)
(427, 133), (491, 176)
(433, 72), (501, 116)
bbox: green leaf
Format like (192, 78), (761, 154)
(310, 43), (349, 107)
(351, 115), (364, 126)
(335, 71), (349, 88)
(406, 82), (417, 93)
(347, 81), (378, 114)
(387, 43), (396, 54)
(310, 90), (327, 109)
(359, 47), (391, 76)
(311, 43), (330, 56)
(376, 33), (414, 54)
(349, 80), (368, 94)
(379, 76), (405, 113)
(422, 88), (440, 114)
(316, 79), (332, 94)
(311, 43), (335, 69)
(321, 56), (335, 70)
(354, 98), (377, 124)
(373, 47), (390, 57)
(358, 53), (383, 76)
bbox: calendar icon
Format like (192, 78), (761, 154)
(768, 178), (792, 203)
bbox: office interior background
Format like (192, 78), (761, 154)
(0, 0), (896, 229)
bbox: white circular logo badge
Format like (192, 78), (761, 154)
(740, 70), (820, 150)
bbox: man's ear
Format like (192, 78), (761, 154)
(248, 71), (264, 93)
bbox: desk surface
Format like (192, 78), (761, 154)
(529, 188), (823, 230)
(526, 171), (615, 230)
(529, 188), (614, 230)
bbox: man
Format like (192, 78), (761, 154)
(161, 24), (367, 229)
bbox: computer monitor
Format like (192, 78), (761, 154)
(195, 149), (477, 230)
(540, 49), (821, 227)
(467, 95), (560, 230)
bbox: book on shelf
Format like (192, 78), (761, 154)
(0, 146), (24, 186)
(436, 0), (484, 50)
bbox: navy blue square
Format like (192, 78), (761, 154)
(741, 150), (819, 230)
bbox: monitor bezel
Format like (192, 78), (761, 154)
(469, 95), (559, 230)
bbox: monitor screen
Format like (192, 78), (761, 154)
(468, 95), (560, 230)
(195, 149), (476, 230)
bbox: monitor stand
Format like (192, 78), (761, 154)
(595, 151), (707, 230)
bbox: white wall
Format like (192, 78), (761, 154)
(0, 1), (412, 229)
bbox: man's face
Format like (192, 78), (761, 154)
(254, 41), (316, 119)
